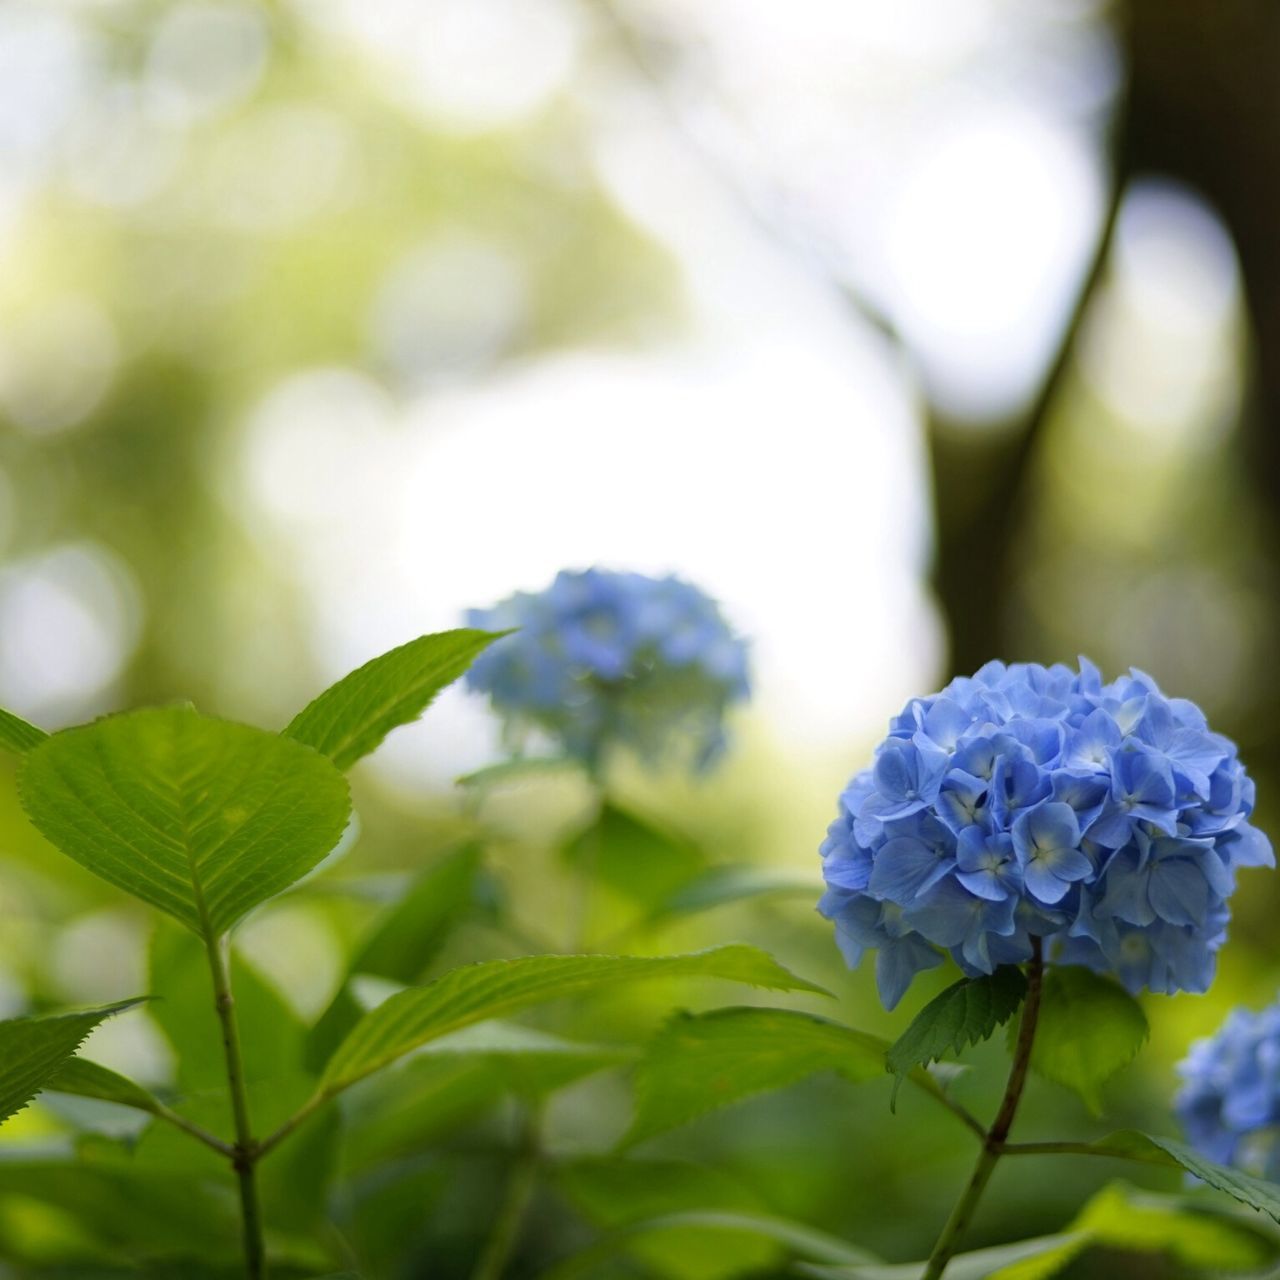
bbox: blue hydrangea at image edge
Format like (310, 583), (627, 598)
(818, 659), (1274, 1010)
(465, 568), (750, 771)
(1177, 1002), (1280, 1176)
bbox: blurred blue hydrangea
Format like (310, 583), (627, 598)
(466, 568), (750, 772)
(819, 660), (1273, 1009)
(1177, 1002), (1280, 1177)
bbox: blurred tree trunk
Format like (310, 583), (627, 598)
(931, 0), (1280, 687)
(1121, 0), (1280, 523)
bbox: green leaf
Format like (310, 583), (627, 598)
(886, 967), (1028, 1102)
(1078, 1131), (1280, 1222)
(1028, 966), (1148, 1113)
(47, 1057), (164, 1115)
(1070, 1181), (1278, 1271)
(543, 1210), (877, 1280)
(654, 866), (816, 921)
(285, 628), (504, 770)
(321, 946), (829, 1095)
(18, 706), (351, 936)
(0, 706), (46, 754)
(424, 1018), (632, 1061)
(798, 1234), (1084, 1280)
(305, 844), (482, 1070)
(409, 1020), (630, 1095)
(624, 1007), (889, 1147)
(0, 1000), (145, 1126)
(563, 803), (706, 916)
(0, 1161), (241, 1260)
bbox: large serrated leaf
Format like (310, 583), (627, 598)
(0, 1000), (145, 1126)
(0, 706), (46, 754)
(886, 967), (1027, 1097)
(623, 1007), (888, 1147)
(18, 706), (351, 936)
(285, 628), (504, 770)
(1028, 967), (1148, 1113)
(1081, 1131), (1280, 1222)
(320, 947), (829, 1095)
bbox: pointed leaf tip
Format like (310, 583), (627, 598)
(0, 999), (146, 1127)
(0, 707), (47, 755)
(285, 628), (507, 771)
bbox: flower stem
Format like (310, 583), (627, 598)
(205, 932), (266, 1280)
(920, 938), (1044, 1280)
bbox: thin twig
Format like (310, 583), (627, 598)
(150, 1100), (237, 1159)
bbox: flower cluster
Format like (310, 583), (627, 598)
(1177, 1001), (1280, 1177)
(819, 660), (1273, 1009)
(466, 568), (750, 771)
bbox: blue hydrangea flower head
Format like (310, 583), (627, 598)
(465, 568), (750, 771)
(1177, 1001), (1280, 1177)
(819, 659), (1273, 1009)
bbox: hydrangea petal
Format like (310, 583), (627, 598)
(820, 658), (1272, 1007)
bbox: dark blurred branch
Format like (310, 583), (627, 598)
(928, 163), (1126, 677)
(1118, 0), (1280, 758)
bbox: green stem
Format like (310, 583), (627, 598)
(151, 1100), (237, 1158)
(996, 1141), (1169, 1165)
(205, 932), (266, 1280)
(921, 938), (1045, 1280)
(469, 1104), (543, 1280)
(256, 1088), (326, 1161)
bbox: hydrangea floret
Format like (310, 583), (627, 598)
(466, 567), (750, 771)
(819, 659), (1273, 1009)
(1177, 1001), (1280, 1177)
